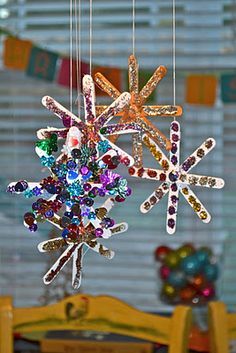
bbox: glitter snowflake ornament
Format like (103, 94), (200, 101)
(38, 198), (128, 288)
(128, 121), (225, 234)
(7, 75), (136, 288)
(39, 74), (141, 166)
(95, 54), (182, 167)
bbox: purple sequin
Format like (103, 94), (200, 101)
(168, 218), (175, 229)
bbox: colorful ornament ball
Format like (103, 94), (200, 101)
(155, 243), (219, 306)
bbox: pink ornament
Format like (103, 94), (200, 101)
(159, 265), (171, 280)
(201, 284), (215, 299)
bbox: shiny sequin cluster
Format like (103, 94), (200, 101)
(129, 121), (225, 234)
(95, 54), (182, 167)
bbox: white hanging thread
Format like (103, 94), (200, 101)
(70, 0), (73, 113)
(132, 0), (136, 55)
(78, 0), (81, 115)
(89, 0), (93, 75)
(173, 0), (176, 109)
(74, 0), (81, 115)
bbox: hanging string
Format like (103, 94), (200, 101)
(172, 0), (176, 109)
(89, 0), (93, 75)
(74, 0), (81, 116)
(132, 0), (136, 55)
(78, 0), (81, 116)
(69, 0), (73, 112)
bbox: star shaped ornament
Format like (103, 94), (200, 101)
(7, 75), (136, 288)
(38, 198), (128, 288)
(95, 54), (182, 167)
(39, 74), (140, 167)
(128, 121), (225, 234)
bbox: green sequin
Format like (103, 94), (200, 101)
(36, 134), (58, 156)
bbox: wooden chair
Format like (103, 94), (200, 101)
(208, 301), (236, 353)
(0, 294), (192, 353)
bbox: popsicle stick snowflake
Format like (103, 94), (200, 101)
(38, 198), (128, 288)
(95, 54), (182, 167)
(128, 121), (225, 234)
(39, 75), (141, 167)
(7, 75), (135, 289)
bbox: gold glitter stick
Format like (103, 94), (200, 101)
(95, 72), (121, 100)
(94, 54), (182, 163)
(139, 64), (167, 105)
(72, 246), (83, 289)
(180, 185), (211, 223)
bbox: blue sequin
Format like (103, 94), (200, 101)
(67, 170), (79, 180)
(32, 186), (43, 196)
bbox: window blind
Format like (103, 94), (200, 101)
(0, 0), (233, 311)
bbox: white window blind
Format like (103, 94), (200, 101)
(0, 0), (233, 311)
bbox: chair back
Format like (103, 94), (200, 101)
(208, 301), (236, 353)
(0, 294), (192, 353)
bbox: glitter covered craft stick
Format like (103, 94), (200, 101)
(38, 238), (66, 252)
(132, 132), (143, 167)
(139, 65), (167, 105)
(140, 183), (169, 214)
(83, 75), (96, 124)
(95, 72), (120, 100)
(181, 138), (216, 174)
(37, 127), (69, 140)
(180, 185), (211, 223)
(110, 222), (128, 234)
(95, 92), (131, 129)
(42, 96), (82, 126)
(185, 174), (224, 188)
(166, 119), (181, 234)
(129, 121), (224, 234)
(72, 246), (83, 289)
(43, 243), (80, 285)
(100, 123), (142, 136)
(143, 105), (182, 117)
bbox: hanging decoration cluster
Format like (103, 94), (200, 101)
(7, 51), (225, 287)
(154, 244), (219, 305)
(7, 0), (225, 290)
